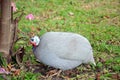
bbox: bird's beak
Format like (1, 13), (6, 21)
(30, 41), (37, 47)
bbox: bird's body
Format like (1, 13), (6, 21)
(30, 32), (95, 70)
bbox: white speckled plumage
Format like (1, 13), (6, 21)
(30, 32), (95, 70)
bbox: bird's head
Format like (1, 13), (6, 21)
(30, 36), (40, 47)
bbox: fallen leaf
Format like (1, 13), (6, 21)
(0, 67), (10, 74)
(14, 69), (20, 76)
(95, 73), (101, 80)
(104, 16), (110, 19)
(68, 12), (74, 16)
(31, 26), (36, 32)
(111, 73), (119, 79)
(7, 64), (12, 71)
(16, 46), (25, 65)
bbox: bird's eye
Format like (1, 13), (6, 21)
(31, 38), (34, 41)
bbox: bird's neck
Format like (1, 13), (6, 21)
(32, 46), (37, 52)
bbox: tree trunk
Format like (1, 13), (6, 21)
(0, 0), (11, 58)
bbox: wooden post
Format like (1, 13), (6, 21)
(0, 0), (1, 23)
(0, 0), (11, 58)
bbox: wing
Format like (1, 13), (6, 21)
(40, 32), (93, 61)
(57, 38), (93, 61)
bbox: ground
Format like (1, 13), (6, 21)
(0, 0), (120, 80)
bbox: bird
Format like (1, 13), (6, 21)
(30, 32), (96, 70)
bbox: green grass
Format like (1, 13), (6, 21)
(2, 0), (120, 79)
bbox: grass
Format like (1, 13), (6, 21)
(1, 0), (120, 79)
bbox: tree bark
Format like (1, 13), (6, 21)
(0, 0), (11, 57)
